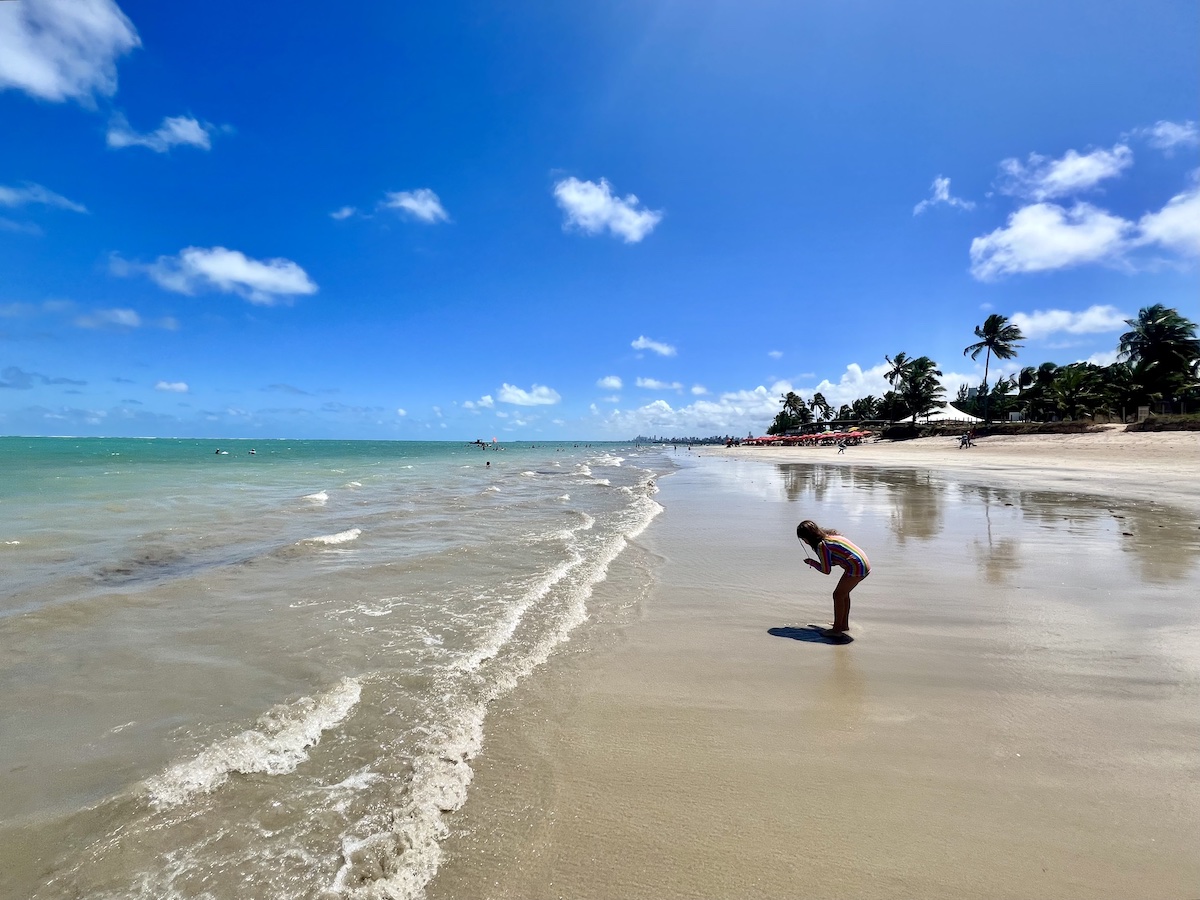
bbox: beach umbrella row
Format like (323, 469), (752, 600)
(741, 430), (873, 446)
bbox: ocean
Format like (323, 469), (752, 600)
(0, 437), (671, 899)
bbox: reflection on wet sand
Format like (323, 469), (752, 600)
(781, 465), (944, 542)
(776, 463), (1199, 584)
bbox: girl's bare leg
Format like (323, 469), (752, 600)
(829, 573), (865, 633)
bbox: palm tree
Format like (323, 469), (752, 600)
(964, 314), (1025, 423)
(878, 391), (908, 423)
(1118, 305), (1200, 404)
(769, 391), (813, 434)
(809, 392), (832, 421)
(883, 353), (945, 421)
(1100, 360), (1159, 423)
(884, 352), (912, 389)
(1052, 364), (1103, 420)
(851, 395), (880, 420)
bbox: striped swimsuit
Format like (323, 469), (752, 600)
(812, 536), (871, 578)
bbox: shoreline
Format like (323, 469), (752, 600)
(705, 426), (1200, 513)
(427, 432), (1200, 899)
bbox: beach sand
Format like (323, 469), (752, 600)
(428, 431), (1200, 900)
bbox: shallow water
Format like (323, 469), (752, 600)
(0, 438), (670, 899)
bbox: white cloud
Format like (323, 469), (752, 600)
(396, 408), (407, 416)
(120, 246), (318, 305)
(1010, 304), (1128, 340)
(913, 175), (975, 215)
(462, 394), (495, 411)
(1084, 349), (1120, 367)
(636, 377), (683, 391)
(497, 383), (561, 406)
(691, 385), (708, 395)
(631, 335), (676, 356)
(997, 145), (1133, 201)
(553, 177), (662, 243)
(330, 206), (357, 221)
(599, 395), (620, 403)
(0, 182), (87, 212)
(1129, 120), (1199, 153)
(0, 0), (139, 104)
(155, 381), (188, 393)
(1135, 181), (1200, 257)
(107, 114), (214, 152)
(381, 188), (448, 223)
(597, 375), (622, 390)
(74, 307), (140, 328)
(969, 202), (1132, 280)
(767, 350), (783, 359)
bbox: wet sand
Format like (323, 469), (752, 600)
(428, 433), (1200, 900)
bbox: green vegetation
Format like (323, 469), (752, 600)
(765, 305), (1200, 434)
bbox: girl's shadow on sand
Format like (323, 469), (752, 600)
(768, 625), (854, 645)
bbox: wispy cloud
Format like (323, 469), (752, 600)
(74, 307), (140, 328)
(1127, 120), (1199, 154)
(115, 246), (318, 305)
(631, 335), (676, 357)
(264, 383), (311, 395)
(0, 182), (87, 213)
(381, 189), (449, 223)
(636, 377), (683, 391)
(497, 383), (561, 406)
(462, 394), (495, 410)
(0, 365), (86, 389)
(553, 177), (662, 243)
(767, 350), (783, 359)
(913, 175), (975, 215)
(155, 381), (189, 393)
(1011, 304), (1128, 340)
(997, 144), (1133, 201)
(106, 114), (216, 152)
(330, 206), (357, 221)
(0, 0), (139, 104)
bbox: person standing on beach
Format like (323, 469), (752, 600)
(796, 520), (870, 635)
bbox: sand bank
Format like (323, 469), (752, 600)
(428, 434), (1200, 900)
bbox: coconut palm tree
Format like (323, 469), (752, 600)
(1118, 305), (1200, 404)
(851, 395), (881, 420)
(902, 356), (946, 422)
(809, 392), (832, 421)
(964, 314), (1025, 423)
(884, 352), (912, 388)
(1052, 364), (1103, 420)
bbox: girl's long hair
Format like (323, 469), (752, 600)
(796, 520), (839, 551)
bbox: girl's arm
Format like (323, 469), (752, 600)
(805, 542), (833, 574)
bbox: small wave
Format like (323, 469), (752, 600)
(521, 471), (537, 477)
(300, 528), (362, 546)
(345, 481), (363, 488)
(143, 677), (362, 809)
(483, 485), (500, 493)
(558, 494), (570, 501)
(3, 540), (19, 545)
(303, 491), (329, 505)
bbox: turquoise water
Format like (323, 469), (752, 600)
(0, 437), (671, 899)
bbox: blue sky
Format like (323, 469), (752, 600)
(2, 0), (1197, 439)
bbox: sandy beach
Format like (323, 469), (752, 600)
(427, 430), (1200, 900)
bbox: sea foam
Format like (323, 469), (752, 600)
(143, 677), (363, 809)
(300, 528), (362, 546)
